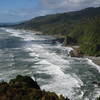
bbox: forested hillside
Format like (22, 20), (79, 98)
(69, 17), (100, 56)
(11, 7), (100, 56)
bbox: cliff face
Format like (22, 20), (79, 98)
(0, 75), (69, 100)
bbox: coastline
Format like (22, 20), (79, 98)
(23, 29), (100, 67)
(3, 27), (100, 67)
(70, 46), (100, 67)
(0, 28), (100, 99)
(86, 56), (100, 66)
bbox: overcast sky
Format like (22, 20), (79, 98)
(0, 0), (100, 23)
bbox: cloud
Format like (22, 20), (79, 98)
(0, 0), (100, 22)
(12, 0), (100, 20)
(0, 10), (29, 17)
(41, 0), (100, 11)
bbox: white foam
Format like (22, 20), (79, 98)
(86, 58), (100, 73)
(0, 78), (4, 81)
(41, 73), (83, 99)
(4, 28), (36, 41)
(17, 58), (35, 62)
(21, 36), (84, 99)
(36, 60), (52, 65)
(93, 90), (100, 100)
(1, 28), (98, 100)
(22, 36), (84, 99)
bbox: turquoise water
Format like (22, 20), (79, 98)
(0, 28), (100, 100)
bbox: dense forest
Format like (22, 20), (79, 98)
(6, 7), (100, 56)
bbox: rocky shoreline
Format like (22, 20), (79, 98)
(86, 56), (100, 66)
(69, 46), (100, 66)
(6, 28), (100, 67)
(30, 32), (100, 67)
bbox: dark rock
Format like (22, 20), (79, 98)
(98, 83), (100, 86)
(69, 49), (84, 57)
(52, 37), (65, 43)
(92, 81), (98, 84)
(92, 81), (100, 87)
(9, 75), (40, 89)
(63, 36), (76, 46)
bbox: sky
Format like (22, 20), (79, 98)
(0, 0), (100, 23)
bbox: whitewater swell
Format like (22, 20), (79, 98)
(0, 28), (100, 100)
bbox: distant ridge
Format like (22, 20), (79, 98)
(13, 6), (100, 32)
(5, 6), (100, 56)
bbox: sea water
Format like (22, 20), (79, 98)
(0, 28), (100, 100)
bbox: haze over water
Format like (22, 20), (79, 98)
(0, 28), (100, 100)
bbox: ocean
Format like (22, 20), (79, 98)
(0, 28), (100, 100)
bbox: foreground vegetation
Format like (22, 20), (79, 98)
(0, 75), (100, 100)
(10, 7), (100, 56)
(0, 75), (69, 100)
